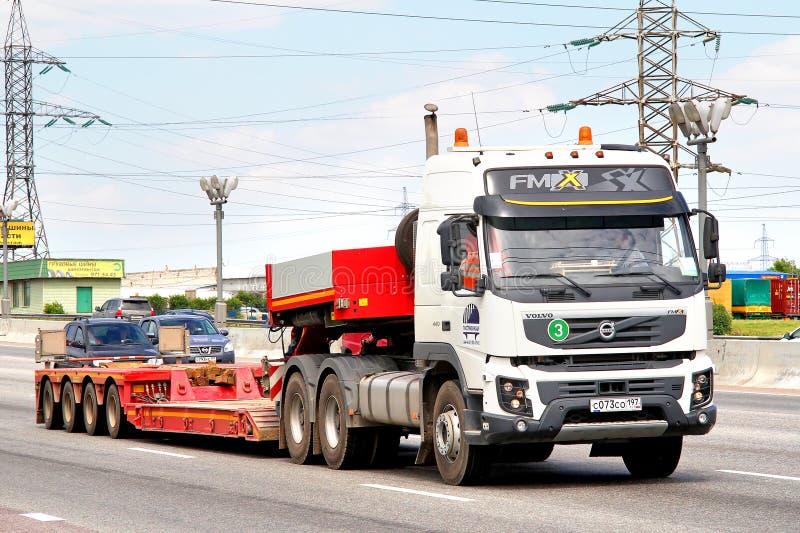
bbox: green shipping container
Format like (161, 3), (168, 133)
(731, 279), (772, 317)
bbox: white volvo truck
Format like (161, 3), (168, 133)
(265, 105), (725, 485)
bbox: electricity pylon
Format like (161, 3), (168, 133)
(4, 0), (100, 259)
(569, 0), (749, 180)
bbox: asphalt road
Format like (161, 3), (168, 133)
(1, 344), (798, 532)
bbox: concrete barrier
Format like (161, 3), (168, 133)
(3, 319), (798, 389)
(708, 338), (800, 389)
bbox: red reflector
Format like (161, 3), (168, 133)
(570, 150), (579, 159)
(545, 151), (553, 159)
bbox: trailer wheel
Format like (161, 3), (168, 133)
(622, 436), (682, 478)
(106, 383), (131, 439)
(42, 380), (62, 430)
(433, 380), (490, 485)
(83, 383), (107, 436)
(318, 374), (372, 469)
(284, 373), (314, 464)
(61, 381), (84, 433)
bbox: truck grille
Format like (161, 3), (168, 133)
(522, 314), (686, 349)
(537, 377), (684, 404)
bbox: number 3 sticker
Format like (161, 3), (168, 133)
(547, 319), (569, 341)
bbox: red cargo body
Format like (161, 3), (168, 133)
(266, 246), (414, 324)
(34, 364), (279, 441)
(770, 278), (800, 318)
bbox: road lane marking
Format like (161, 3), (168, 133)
(128, 447), (194, 459)
(718, 469), (800, 482)
(21, 513), (64, 522)
(362, 484), (474, 502)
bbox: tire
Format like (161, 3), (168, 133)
(42, 380), (62, 430)
(623, 437), (683, 478)
(432, 380), (490, 485)
(106, 383), (132, 439)
(318, 374), (372, 469)
(283, 373), (314, 464)
(61, 381), (84, 433)
(395, 208), (418, 271)
(83, 383), (107, 436)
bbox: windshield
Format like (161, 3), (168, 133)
(88, 324), (150, 346)
(160, 318), (218, 335)
(485, 214), (700, 294)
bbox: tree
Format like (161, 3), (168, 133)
(771, 258), (800, 276)
(712, 304), (732, 336)
(236, 291), (266, 309)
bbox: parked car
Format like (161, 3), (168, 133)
(61, 318), (159, 367)
(93, 297), (154, 320)
(139, 314), (234, 364)
(165, 309), (215, 322)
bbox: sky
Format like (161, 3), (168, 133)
(5, 0), (800, 276)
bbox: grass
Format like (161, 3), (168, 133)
(729, 319), (800, 337)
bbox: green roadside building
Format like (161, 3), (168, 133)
(1, 258), (125, 314)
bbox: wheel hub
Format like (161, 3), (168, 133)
(289, 393), (305, 444)
(435, 406), (461, 463)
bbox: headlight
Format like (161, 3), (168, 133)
(691, 368), (713, 408)
(496, 377), (532, 416)
(224, 341), (234, 353)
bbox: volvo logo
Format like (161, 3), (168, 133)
(598, 321), (616, 341)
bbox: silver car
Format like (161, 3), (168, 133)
(93, 298), (154, 320)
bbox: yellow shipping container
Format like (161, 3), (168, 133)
(708, 278), (732, 313)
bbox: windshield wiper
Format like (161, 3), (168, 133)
(597, 270), (681, 295)
(502, 273), (591, 297)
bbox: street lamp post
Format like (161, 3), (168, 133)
(1, 200), (20, 318)
(199, 175), (238, 327)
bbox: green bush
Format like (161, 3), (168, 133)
(712, 303), (732, 335)
(190, 296), (216, 310)
(168, 294), (190, 310)
(237, 291), (265, 309)
(44, 301), (65, 314)
(148, 294), (167, 313)
(226, 296), (243, 316)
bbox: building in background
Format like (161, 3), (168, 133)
(2, 258), (125, 314)
(123, 265), (265, 299)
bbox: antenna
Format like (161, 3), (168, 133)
(471, 92), (482, 146)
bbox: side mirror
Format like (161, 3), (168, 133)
(95, 306), (101, 312)
(783, 332), (791, 340)
(437, 215), (477, 266)
(707, 262), (726, 284)
(220, 329), (229, 336)
(702, 216), (720, 259)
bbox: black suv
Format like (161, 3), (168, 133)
(93, 298), (154, 320)
(62, 318), (159, 366)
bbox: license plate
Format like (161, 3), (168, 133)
(590, 396), (642, 413)
(195, 356), (217, 363)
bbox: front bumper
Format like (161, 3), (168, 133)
(462, 395), (716, 445)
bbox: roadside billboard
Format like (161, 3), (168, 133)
(46, 259), (125, 278)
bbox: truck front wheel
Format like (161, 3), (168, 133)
(284, 373), (314, 464)
(433, 380), (490, 485)
(318, 374), (372, 469)
(42, 380), (62, 430)
(622, 436), (682, 478)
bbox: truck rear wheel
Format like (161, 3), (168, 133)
(284, 373), (314, 464)
(61, 381), (84, 433)
(318, 374), (372, 469)
(622, 436), (682, 478)
(42, 380), (62, 430)
(83, 383), (107, 436)
(106, 383), (132, 439)
(433, 380), (490, 485)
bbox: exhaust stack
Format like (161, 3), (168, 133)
(424, 103), (439, 159)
